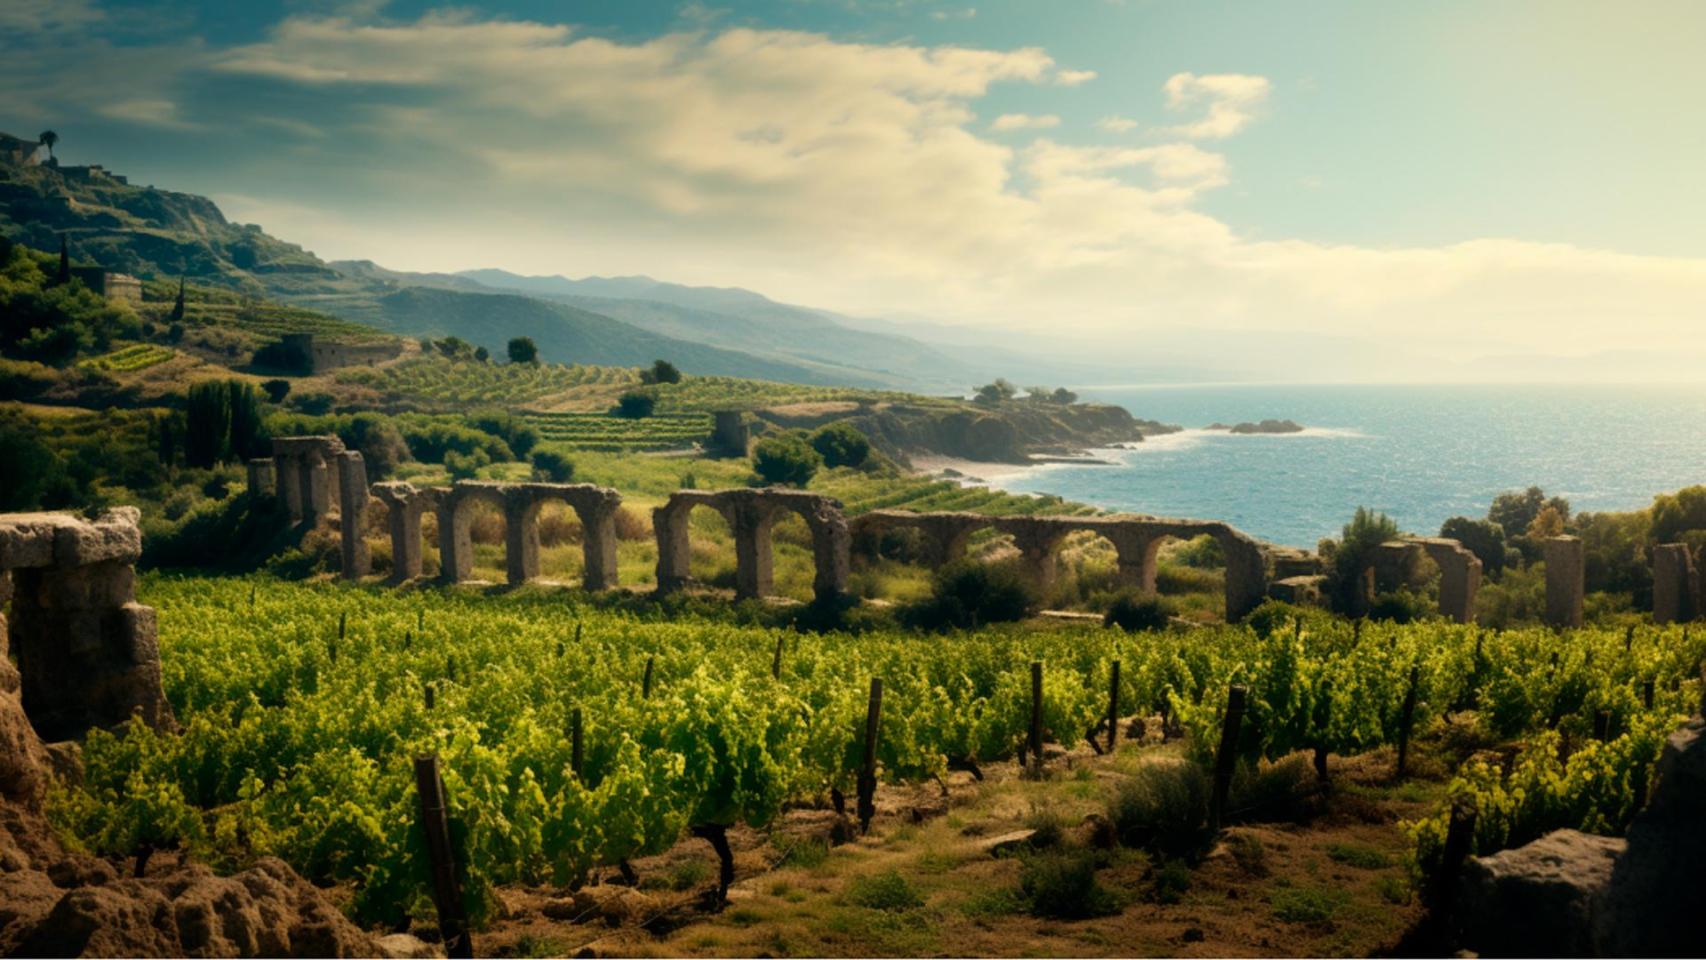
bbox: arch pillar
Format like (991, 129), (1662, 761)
(336, 451), (370, 580)
(1652, 543), (1699, 624)
(1544, 535), (1585, 628)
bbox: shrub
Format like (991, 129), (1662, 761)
(507, 336), (538, 364)
(288, 391), (335, 416)
(1018, 850), (1119, 919)
(531, 448), (575, 483)
(1171, 534), (1224, 569)
(1148, 858), (1192, 904)
(1104, 590), (1174, 632)
(1106, 761), (1208, 857)
(809, 422), (871, 468)
(1439, 516), (1507, 578)
(752, 433), (821, 487)
(615, 391), (656, 419)
(1323, 506), (1401, 613)
(845, 870), (923, 911)
(445, 448), (490, 480)
(905, 560), (1037, 630)
(642, 359), (682, 384)
(1368, 587), (1433, 624)
(260, 379), (291, 404)
(250, 338), (311, 374)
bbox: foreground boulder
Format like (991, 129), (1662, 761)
(1455, 714), (1706, 956)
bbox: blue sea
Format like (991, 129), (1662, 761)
(987, 384), (1706, 548)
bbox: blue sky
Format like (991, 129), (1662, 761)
(6, 0), (1706, 378)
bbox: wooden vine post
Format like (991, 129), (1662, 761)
(1429, 800), (1478, 912)
(570, 707), (584, 781)
(1027, 661), (1044, 775)
(642, 655), (655, 698)
(1106, 660), (1121, 753)
(772, 636), (785, 680)
(1208, 684), (1247, 833)
(1396, 665), (1420, 777)
(856, 678), (883, 833)
(413, 755), (473, 959)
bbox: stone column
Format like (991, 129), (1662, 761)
(437, 500), (471, 583)
(653, 501), (693, 594)
(1544, 535), (1585, 629)
(302, 454), (332, 526)
(275, 453), (303, 521)
(1652, 543), (1698, 624)
(375, 485), (425, 584)
(732, 504), (775, 599)
(1005, 521), (1068, 595)
(246, 458), (275, 500)
(505, 492), (539, 586)
(1419, 539), (1482, 624)
(810, 513), (852, 602)
(1106, 528), (1161, 592)
(1221, 534), (1269, 623)
(335, 451), (370, 580)
(580, 502), (620, 591)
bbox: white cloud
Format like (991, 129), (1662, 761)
(15, 13), (1706, 376)
(96, 98), (194, 129)
(0, 0), (103, 36)
(990, 112), (1060, 132)
(1096, 115), (1138, 133)
(1161, 71), (1270, 139)
(1054, 68), (1096, 86)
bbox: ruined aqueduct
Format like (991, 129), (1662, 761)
(226, 435), (1706, 626)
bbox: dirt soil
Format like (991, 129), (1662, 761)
(464, 725), (1442, 959)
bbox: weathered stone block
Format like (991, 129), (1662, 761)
(1544, 535), (1585, 628)
(1651, 542), (1698, 624)
(1457, 829), (1624, 957)
(1269, 575), (1327, 606)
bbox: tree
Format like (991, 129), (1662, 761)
(1439, 516), (1507, 578)
(507, 336), (538, 364)
(1323, 506), (1401, 613)
(753, 433), (821, 487)
(531, 448), (575, 483)
(1488, 486), (1570, 540)
(1527, 505), (1566, 540)
(37, 130), (57, 161)
(155, 412), (180, 470)
(615, 391), (656, 419)
(1051, 387), (1078, 405)
(184, 381), (232, 468)
(170, 277), (185, 323)
(974, 378), (1017, 405)
(434, 336), (475, 360)
(809, 422), (871, 468)
(644, 359), (682, 384)
(1649, 485), (1706, 544)
(261, 378), (291, 404)
(473, 345), (489, 363)
(225, 380), (263, 461)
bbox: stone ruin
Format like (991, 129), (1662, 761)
(852, 510), (1272, 621)
(0, 508), (172, 742)
(371, 480), (624, 591)
(1651, 542), (1700, 624)
(1544, 534), (1586, 628)
(264, 435), (348, 526)
(655, 489), (851, 602)
(1360, 537), (1484, 623)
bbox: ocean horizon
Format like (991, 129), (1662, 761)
(981, 382), (1706, 548)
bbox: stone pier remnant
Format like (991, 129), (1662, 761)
(1651, 542), (1699, 624)
(372, 481), (442, 584)
(710, 411), (750, 457)
(335, 451), (370, 580)
(654, 489), (850, 602)
(1362, 538), (1483, 623)
(436, 481), (624, 590)
(1544, 535), (1585, 628)
(849, 510), (1271, 621)
(268, 436), (346, 525)
(0, 508), (173, 741)
(245, 458), (274, 500)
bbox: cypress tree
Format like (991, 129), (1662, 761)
(184, 381), (231, 468)
(55, 235), (69, 285)
(170, 277), (186, 323)
(226, 380), (262, 461)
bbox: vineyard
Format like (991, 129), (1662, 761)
(649, 377), (926, 414)
(50, 576), (1704, 946)
(135, 281), (390, 343)
(523, 411), (714, 451)
(77, 343), (176, 373)
(336, 358), (637, 410)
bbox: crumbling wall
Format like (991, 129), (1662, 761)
(268, 436), (346, 526)
(1651, 542), (1699, 624)
(0, 508), (172, 742)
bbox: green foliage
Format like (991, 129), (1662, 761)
(1018, 850), (1120, 918)
(1440, 516), (1507, 578)
(845, 870), (924, 911)
(906, 560), (1037, 630)
(1322, 507), (1401, 613)
(250, 338), (311, 375)
(809, 422), (871, 469)
(1107, 762), (1209, 857)
(260, 379), (291, 404)
(1490, 486), (1571, 558)
(1271, 885), (1348, 924)
(507, 336), (538, 364)
(1367, 588), (1433, 624)
(973, 378), (1017, 405)
(1104, 591), (1175, 632)
(642, 359), (682, 385)
(0, 424), (61, 510)
(752, 432), (821, 487)
(0, 238), (139, 366)
(530, 448), (576, 483)
(1649, 485), (1706, 543)
(444, 448), (491, 480)
(615, 391), (657, 419)
(184, 381), (233, 468)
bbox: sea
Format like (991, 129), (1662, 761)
(985, 383), (1706, 549)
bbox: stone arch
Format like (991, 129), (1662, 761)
(850, 510), (995, 570)
(508, 483), (623, 590)
(0, 508), (173, 741)
(1357, 538), (1483, 623)
(655, 489), (849, 602)
(268, 436), (346, 526)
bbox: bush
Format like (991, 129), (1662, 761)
(641, 359), (681, 384)
(250, 338), (311, 374)
(1106, 761), (1209, 857)
(809, 422), (871, 468)
(531, 448), (575, 483)
(905, 560), (1037, 630)
(260, 378), (291, 404)
(507, 336), (538, 364)
(288, 391), (335, 416)
(1104, 590), (1174, 632)
(1323, 506), (1401, 614)
(1439, 516), (1506, 578)
(615, 391), (656, 419)
(752, 433), (821, 487)
(1367, 587), (1433, 624)
(1018, 850), (1120, 919)
(844, 870), (923, 911)
(444, 448), (490, 480)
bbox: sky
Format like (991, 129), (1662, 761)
(5, 0), (1706, 380)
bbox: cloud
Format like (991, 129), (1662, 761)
(930, 6), (977, 21)
(10, 12), (1706, 376)
(0, 0), (103, 37)
(96, 98), (195, 129)
(990, 112), (1060, 132)
(1161, 71), (1270, 139)
(1053, 68), (1096, 86)
(1095, 115), (1138, 133)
